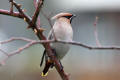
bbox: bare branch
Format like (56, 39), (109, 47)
(41, 11), (57, 40)
(1, 37), (120, 52)
(56, 40), (120, 50)
(41, 11), (53, 27)
(0, 37), (35, 44)
(33, 1), (68, 79)
(0, 0), (69, 80)
(0, 42), (34, 65)
(93, 16), (101, 47)
(0, 9), (23, 18)
(1, 37), (120, 71)
(8, 41), (36, 56)
(32, 0), (44, 27)
(1, 36), (120, 79)
(0, 40), (37, 66)
(33, 0), (37, 8)
(1, 1), (119, 80)
(33, 0), (41, 29)
(9, 0), (13, 13)
(12, 1), (32, 24)
(0, 56), (8, 66)
(0, 49), (9, 56)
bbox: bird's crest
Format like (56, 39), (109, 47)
(51, 12), (73, 20)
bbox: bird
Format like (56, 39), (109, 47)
(40, 12), (76, 76)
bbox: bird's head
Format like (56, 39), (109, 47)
(51, 12), (76, 23)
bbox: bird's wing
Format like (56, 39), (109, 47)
(40, 50), (46, 67)
(47, 28), (54, 40)
(40, 28), (54, 67)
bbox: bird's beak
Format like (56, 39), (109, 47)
(70, 14), (76, 23)
(72, 14), (76, 18)
(71, 14), (76, 20)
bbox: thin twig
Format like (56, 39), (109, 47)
(1, 37), (120, 66)
(32, 0), (43, 27)
(33, 0), (41, 29)
(41, 11), (53, 27)
(33, 1), (68, 79)
(12, 1), (32, 24)
(93, 16), (101, 47)
(1, 36), (120, 79)
(1, 37), (120, 51)
(0, 0), (68, 80)
(9, 0), (13, 13)
(0, 37), (34, 44)
(0, 9), (23, 18)
(0, 0), (115, 80)
(41, 11), (57, 40)
(0, 49), (9, 56)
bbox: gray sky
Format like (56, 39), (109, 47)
(50, 0), (120, 11)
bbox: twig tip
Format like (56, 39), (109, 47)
(17, 4), (22, 8)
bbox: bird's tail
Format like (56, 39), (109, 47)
(41, 60), (54, 76)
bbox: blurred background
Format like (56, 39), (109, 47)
(0, 0), (120, 80)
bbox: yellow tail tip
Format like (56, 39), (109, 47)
(41, 72), (48, 77)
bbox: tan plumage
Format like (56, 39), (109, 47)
(41, 12), (75, 76)
(51, 12), (73, 20)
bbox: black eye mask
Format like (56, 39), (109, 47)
(63, 15), (76, 23)
(63, 16), (72, 19)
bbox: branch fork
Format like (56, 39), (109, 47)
(0, 0), (120, 80)
(0, 0), (69, 80)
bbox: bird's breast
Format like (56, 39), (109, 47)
(53, 20), (73, 41)
(51, 19), (73, 59)
(51, 43), (70, 59)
